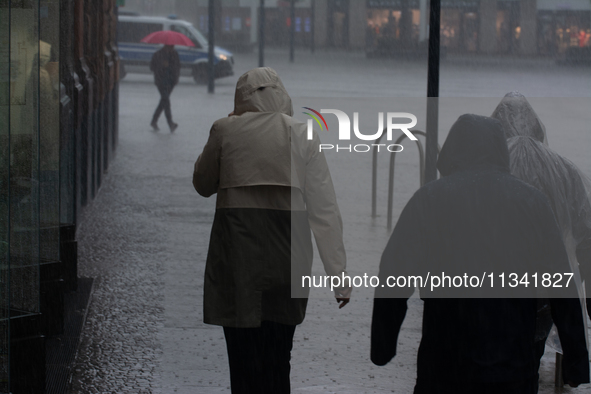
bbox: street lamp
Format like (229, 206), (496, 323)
(259, 0), (265, 67)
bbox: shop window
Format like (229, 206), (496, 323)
(8, 2), (41, 319)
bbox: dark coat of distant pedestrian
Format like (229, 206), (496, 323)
(150, 45), (180, 132)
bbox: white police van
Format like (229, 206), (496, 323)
(117, 13), (234, 84)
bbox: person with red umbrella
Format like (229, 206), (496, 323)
(143, 31), (191, 132)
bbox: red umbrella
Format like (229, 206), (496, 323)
(141, 30), (195, 47)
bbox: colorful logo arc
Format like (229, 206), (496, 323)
(302, 107), (328, 131)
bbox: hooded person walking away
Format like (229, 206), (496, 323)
(492, 91), (591, 378)
(370, 114), (590, 394)
(150, 44), (180, 132)
(193, 67), (351, 394)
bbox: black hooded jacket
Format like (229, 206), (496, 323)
(370, 114), (589, 387)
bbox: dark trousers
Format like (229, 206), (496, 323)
(152, 83), (174, 125)
(223, 321), (296, 394)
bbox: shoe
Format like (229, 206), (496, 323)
(151, 121), (159, 131)
(169, 123), (178, 133)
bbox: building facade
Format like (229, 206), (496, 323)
(121, 0), (591, 56)
(0, 0), (120, 392)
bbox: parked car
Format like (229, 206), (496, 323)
(117, 13), (234, 84)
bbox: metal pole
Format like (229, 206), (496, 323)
(290, 0), (295, 62)
(419, 0), (428, 42)
(371, 134), (383, 218)
(425, 0), (440, 183)
(311, 0), (315, 53)
(259, 0), (265, 67)
(208, 0), (215, 93)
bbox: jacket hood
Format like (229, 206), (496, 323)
(233, 67), (293, 116)
(491, 91), (547, 144)
(437, 114), (510, 177)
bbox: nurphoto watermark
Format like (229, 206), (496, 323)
(303, 107), (418, 153)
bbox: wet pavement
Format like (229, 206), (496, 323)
(70, 49), (591, 393)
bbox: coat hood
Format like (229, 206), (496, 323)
(437, 114), (510, 177)
(491, 91), (547, 144)
(233, 67), (293, 116)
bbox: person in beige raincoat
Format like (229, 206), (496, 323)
(193, 67), (350, 394)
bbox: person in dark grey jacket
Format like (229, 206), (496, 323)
(371, 114), (589, 394)
(492, 92), (591, 308)
(150, 45), (180, 132)
(492, 91), (591, 382)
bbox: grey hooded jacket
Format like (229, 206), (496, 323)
(492, 92), (591, 320)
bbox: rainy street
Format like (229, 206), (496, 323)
(67, 49), (591, 394)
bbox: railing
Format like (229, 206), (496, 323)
(371, 129), (440, 230)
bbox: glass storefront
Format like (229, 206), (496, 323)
(39, 0), (60, 264)
(6, 0), (42, 317)
(0, 0), (61, 391)
(0, 0), (118, 389)
(367, 0), (591, 56)
(0, 2), (9, 392)
(538, 10), (591, 55)
(367, 8), (421, 49)
(366, 1), (482, 55)
(440, 8), (479, 53)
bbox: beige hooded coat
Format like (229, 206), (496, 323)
(194, 68), (348, 328)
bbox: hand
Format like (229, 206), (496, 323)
(566, 381), (580, 388)
(334, 286), (352, 308)
(336, 297), (350, 309)
(228, 111), (235, 117)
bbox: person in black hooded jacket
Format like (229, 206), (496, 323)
(370, 114), (589, 393)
